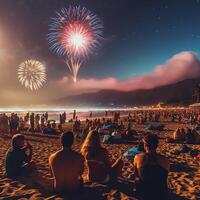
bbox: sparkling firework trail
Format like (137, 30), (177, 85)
(17, 60), (46, 90)
(66, 58), (83, 83)
(47, 6), (103, 59)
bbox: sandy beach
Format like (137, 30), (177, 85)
(0, 121), (199, 200)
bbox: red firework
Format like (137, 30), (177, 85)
(61, 22), (93, 58)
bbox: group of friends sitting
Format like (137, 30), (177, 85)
(167, 127), (200, 144)
(5, 132), (170, 200)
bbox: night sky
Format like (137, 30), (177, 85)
(1, 0), (200, 106)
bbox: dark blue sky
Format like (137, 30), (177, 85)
(1, 0), (200, 80)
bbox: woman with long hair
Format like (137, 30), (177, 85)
(81, 130), (123, 183)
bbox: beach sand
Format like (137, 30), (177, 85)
(0, 122), (200, 200)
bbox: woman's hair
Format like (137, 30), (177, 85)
(80, 130), (102, 157)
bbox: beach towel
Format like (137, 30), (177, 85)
(102, 124), (117, 130)
(190, 149), (199, 157)
(176, 145), (191, 153)
(196, 154), (200, 160)
(43, 128), (56, 135)
(145, 124), (164, 131)
(103, 135), (112, 143)
(123, 147), (141, 160)
(165, 138), (174, 143)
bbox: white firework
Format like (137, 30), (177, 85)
(17, 60), (46, 90)
(66, 57), (83, 83)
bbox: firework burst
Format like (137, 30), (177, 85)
(47, 6), (103, 58)
(17, 60), (46, 90)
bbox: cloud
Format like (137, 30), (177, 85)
(56, 51), (200, 94)
(0, 51), (199, 106)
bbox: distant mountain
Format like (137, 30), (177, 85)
(55, 77), (200, 107)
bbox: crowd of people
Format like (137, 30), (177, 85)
(170, 127), (200, 144)
(0, 112), (51, 136)
(2, 108), (200, 200)
(5, 131), (169, 200)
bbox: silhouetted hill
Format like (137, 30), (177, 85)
(56, 78), (200, 107)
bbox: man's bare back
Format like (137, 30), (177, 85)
(49, 149), (84, 193)
(134, 152), (170, 179)
(49, 131), (84, 193)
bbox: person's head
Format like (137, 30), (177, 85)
(60, 131), (74, 149)
(181, 128), (185, 134)
(143, 134), (159, 152)
(176, 128), (180, 133)
(137, 140), (144, 152)
(81, 130), (101, 156)
(186, 127), (192, 134)
(12, 134), (25, 149)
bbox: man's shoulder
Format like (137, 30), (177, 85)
(135, 152), (146, 159)
(49, 150), (61, 160)
(6, 148), (13, 156)
(134, 152), (146, 164)
(8, 147), (24, 154)
(50, 150), (83, 160)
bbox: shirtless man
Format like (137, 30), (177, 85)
(5, 134), (35, 178)
(49, 131), (84, 193)
(133, 134), (170, 200)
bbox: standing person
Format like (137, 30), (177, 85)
(0, 114), (2, 134)
(5, 134), (35, 178)
(45, 112), (48, 123)
(1, 113), (9, 137)
(41, 114), (45, 128)
(9, 113), (14, 135)
(19, 117), (25, 131)
(73, 110), (76, 121)
(59, 114), (63, 125)
(105, 111), (108, 117)
(24, 113), (29, 126)
(49, 131), (84, 193)
(81, 131), (123, 183)
(133, 134), (170, 200)
(63, 112), (66, 123)
(0, 114), (2, 136)
(10, 113), (18, 135)
(15, 114), (20, 131)
(30, 113), (35, 132)
(35, 114), (40, 131)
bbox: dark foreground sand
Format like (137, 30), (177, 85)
(0, 122), (200, 200)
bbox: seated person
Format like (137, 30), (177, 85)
(133, 134), (170, 200)
(52, 121), (56, 129)
(185, 128), (196, 144)
(111, 129), (122, 139)
(125, 128), (137, 139)
(173, 128), (185, 141)
(180, 128), (186, 137)
(81, 130), (123, 183)
(5, 134), (35, 178)
(137, 141), (144, 152)
(49, 131), (84, 193)
(194, 129), (200, 144)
